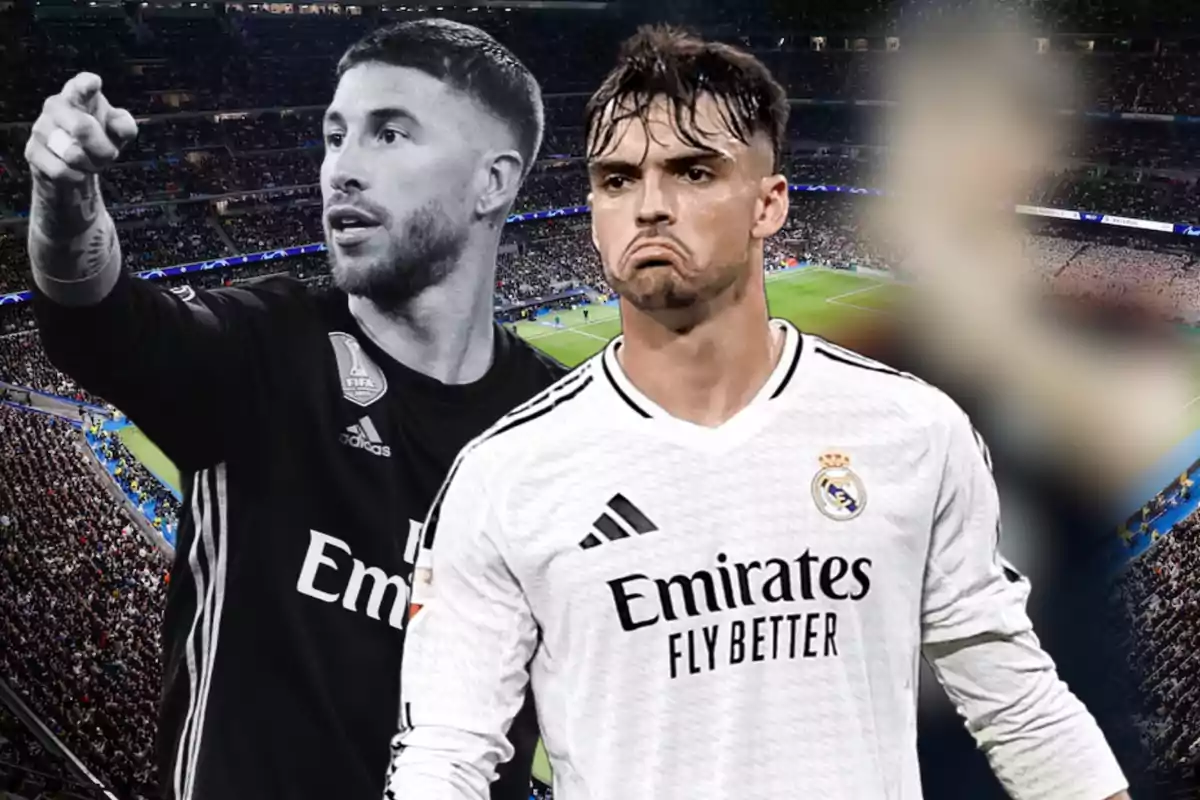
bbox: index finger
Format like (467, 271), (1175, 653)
(61, 72), (104, 113)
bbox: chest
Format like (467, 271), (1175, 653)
(506, 424), (945, 626)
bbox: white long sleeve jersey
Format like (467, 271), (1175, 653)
(386, 320), (1128, 800)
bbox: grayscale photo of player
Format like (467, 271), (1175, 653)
(24, 18), (562, 800)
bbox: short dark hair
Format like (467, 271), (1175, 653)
(584, 25), (789, 172)
(337, 18), (544, 177)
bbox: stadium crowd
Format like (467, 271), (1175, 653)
(1115, 513), (1200, 783)
(0, 407), (167, 800)
(87, 428), (181, 542)
(4, 8), (1200, 122)
(0, 704), (108, 800)
(0, 332), (105, 407)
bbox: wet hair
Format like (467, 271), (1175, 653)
(584, 25), (789, 172)
(338, 18), (544, 177)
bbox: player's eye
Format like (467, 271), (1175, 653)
(602, 175), (630, 191)
(324, 132), (344, 148)
(682, 166), (713, 183)
(381, 128), (407, 144)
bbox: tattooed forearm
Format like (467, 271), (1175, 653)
(29, 199), (122, 306)
(88, 223), (118, 274)
(31, 174), (102, 241)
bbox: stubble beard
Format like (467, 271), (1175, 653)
(608, 259), (744, 313)
(328, 201), (466, 311)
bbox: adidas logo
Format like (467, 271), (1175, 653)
(579, 494), (657, 549)
(339, 416), (391, 458)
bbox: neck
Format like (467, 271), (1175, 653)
(348, 238), (498, 385)
(617, 270), (780, 428)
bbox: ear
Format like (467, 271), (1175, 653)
(476, 150), (525, 219)
(751, 174), (789, 240)
(588, 191), (600, 252)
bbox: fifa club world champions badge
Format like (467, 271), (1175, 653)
(329, 331), (389, 408)
(812, 451), (867, 521)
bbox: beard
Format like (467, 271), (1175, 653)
(328, 200), (465, 310)
(607, 258), (743, 313)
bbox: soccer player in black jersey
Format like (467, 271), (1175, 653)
(24, 19), (563, 800)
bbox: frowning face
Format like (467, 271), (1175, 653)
(587, 93), (788, 313)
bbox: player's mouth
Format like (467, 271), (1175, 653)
(629, 243), (685, 270)
(635, 258), (674, 270)
(327, 207), (383, 247)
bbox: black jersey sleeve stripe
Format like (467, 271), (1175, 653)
(812, 345), (923, 383)
(499, 363), (591, 423)
(421, 375), (594, 551)
(815, 340), (929, 383)
(601, 346), (652, 418)
(166, 464), (232, 800)
(186, 463), (231, 800)
(488, 374), (593, 441)
(768, 330), (805, 400)
(172, 468), (207, 800)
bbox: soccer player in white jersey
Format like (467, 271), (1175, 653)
(385, 26), (1132, 800)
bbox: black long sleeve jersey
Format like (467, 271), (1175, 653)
(32, 271), (566, 800)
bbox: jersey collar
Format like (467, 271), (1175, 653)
(599, 319), (805, 426)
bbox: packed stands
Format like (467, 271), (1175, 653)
(0, 332), (105, 406)
(1115, 513), (1200, 788)
(0, 406), (167, 800)
(86, 427), (181, 543)
(0, 704), (110, 800)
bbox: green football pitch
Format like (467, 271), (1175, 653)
(516, 267), (895, 367)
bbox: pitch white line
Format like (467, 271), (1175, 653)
(827, 299), (891, 314)
(825, 281), (887, 303)
(765, 268), (827, 284)
(518, 312), (619, 341)
(1184, 394), (1200, 410)
(563, 327), (610, 343)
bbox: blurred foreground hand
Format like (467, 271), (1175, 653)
(871, 7), (1192, 490)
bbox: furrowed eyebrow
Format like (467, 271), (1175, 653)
(588, 150), (732, 177)
(587, 158), (640, 177)
(662, 152), (732, 170)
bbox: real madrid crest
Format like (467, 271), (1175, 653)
(811, 451), (867, 521)
(329, 331), (389, 408)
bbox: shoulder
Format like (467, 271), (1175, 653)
(205, 273), (310, 306)
(452, 358), (601, 478)
(167, 273), (310, 318)
(802, 334), (974, 438)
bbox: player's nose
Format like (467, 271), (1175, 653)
(635, 175), (676, 227)
(327, 144), (372, 195)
